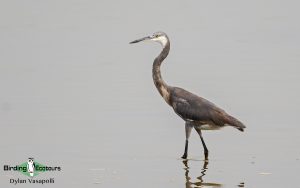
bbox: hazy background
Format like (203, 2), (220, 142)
(0, 0), (299, 187)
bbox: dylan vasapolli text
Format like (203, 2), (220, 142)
(10, 178), (55, 185)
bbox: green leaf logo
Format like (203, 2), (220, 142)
(17, 161), (47, 177)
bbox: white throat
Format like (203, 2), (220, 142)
(152, 36), (168, 47)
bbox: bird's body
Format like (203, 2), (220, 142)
(130, 31), (245, 159)
(170, 87), (245, 131)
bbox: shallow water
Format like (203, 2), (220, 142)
(0, 0), (300, 187)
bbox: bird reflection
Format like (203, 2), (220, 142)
(183, 159), (222, 188)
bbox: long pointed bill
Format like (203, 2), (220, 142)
(129, 36), (151, 44)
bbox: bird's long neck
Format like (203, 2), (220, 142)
(152, 40), (171, 105)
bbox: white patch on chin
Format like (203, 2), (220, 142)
(152, 36), (168, 47)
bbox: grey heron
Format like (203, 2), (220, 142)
(130, 31), (246, 159)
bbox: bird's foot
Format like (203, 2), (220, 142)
(181, 154), (187, 159)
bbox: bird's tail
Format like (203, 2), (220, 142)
(226, 115), (246, 132)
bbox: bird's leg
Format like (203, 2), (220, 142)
(182, 122), (193, 159)
(194, 127), (209, 160)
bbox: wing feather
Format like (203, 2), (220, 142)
(170, 87), (230, 127)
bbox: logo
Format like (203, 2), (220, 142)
(27, 158), (35, 177)
(3, 158), (62, 185)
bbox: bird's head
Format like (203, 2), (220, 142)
(28, 158), (34, 164)
(130, 31), (169, 47)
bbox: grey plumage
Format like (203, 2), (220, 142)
(130, 31), (246, 159)
(170, 87), (246, 131)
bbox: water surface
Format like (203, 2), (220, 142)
(0, 0), (299, 187)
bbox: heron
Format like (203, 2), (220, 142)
(130, 31), (246, 159)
